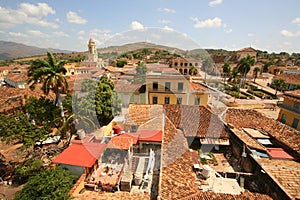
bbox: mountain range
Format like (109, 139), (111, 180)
(0, 41), (72, 60)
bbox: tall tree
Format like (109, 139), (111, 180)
(253, 67), (260, 83)
(96, 77), (121, 125)
(237, 54), (255, 86)
(202, 57), (213, 83)
(27, 52), (68, 121)
(273, 78), (287, 96)
(222, 62), (231, 84)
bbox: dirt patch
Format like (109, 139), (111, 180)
(0, 184), (23, 200)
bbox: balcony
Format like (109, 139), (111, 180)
(277, 101), (300, 115)
(148, 88), (185, 93)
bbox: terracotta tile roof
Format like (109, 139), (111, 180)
(258, 158), (300, 199)
(160, 116), (271, 200)
(107, 136), (132, 150)
(139, 130), (162, 142)
(115, 80), (143, 93)
(0, 87), (46, 113)
(284, 89), (300, 99)
(52, 143), (107, 168)
(163, 105), (228, 139)
(190, 82), (209, 94)
(274, 73), (300, 85)
(160, 117), (198, 199)
(125, 104), (164, 126)
(224, 108), (300, 156)
(5, 71), (28, 82)
(230, 128), (266, 151)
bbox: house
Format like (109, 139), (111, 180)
(271, 73), (300, 91)
(224, 108), (300, 199)
(52, 140), (107, 176)
(277, 90), (300, 131)
(146, 68), (210, 106)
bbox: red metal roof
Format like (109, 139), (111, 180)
(139, 130), (162, 142)
(52, 143), (107, 168)
(266, 148), (294, 160)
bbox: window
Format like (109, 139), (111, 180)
(130, 125), (137, 132)
(178, 82), (183, 91)
(153, 96), (158, 104)
(165, 82), (171, 91)
(292, 118), (299, 129)
(177, 97), (182, 104)
(194, 97), (200, 105)
(164, 96), (170, 104)
(153, 82), (158, 90)
(281, 114), (287, 124)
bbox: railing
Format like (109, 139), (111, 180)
(148, 88), (185, 93)
(277, 101), (300, 114)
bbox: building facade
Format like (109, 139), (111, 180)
(277, 90), (300, 131)
(146, 69), (209, 106)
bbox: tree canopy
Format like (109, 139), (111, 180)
(14, 166), (77, 200)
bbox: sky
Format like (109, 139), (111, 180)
(0, 0), (300, 53)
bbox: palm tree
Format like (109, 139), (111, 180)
(237, 54), (255, 86)
(189, 66), (197, 76)
(273, 78), (287, 96)
(222, 62), (231, 85)
(228, 69), (239, 84)
(253, 67), (260, 83)
(27, 52), (68, 121)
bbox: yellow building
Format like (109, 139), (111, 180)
(146, 69), (209, 106)
(278, 90), (300, 131)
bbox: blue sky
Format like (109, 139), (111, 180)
(1, 0), (300, 53)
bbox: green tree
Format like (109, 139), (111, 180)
(116, 59), (127, 68)
(27, 52), (68, 121)
(23, 96), (60, 126)
(136, 63), (147, 75)
(0, 111), (51, 148)
(14, 166), (77, 200)
(222, 62), (231, 84)
(60, 94), (98, 146)
(13, 158), (43, 184)
(253, 67), (261, 83)
(273, 78), (287, 96)
(202, 57), (214, 83)
(228, 69), (240, 84)
(95, 77), (121, 126)
(237, 54), (255, 86)
(189, 66), (197, 76)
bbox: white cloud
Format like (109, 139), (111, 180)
(248, 33), (255, 37)
(67, 11), (87, 24)
(9, 32), (27, 37)
(27, 30), (49, 38)
(19, 2), (55, 18)
(130, 21), (144, 30)
(159, 19), (171, 24)
(78, 30), (85, 35)
(209, 0), (223, 7)
(53, 31), (69, 37)
(0, 3), (58, 29)
(280, 29), (297, 37)
(292, 17), (300, 24)
(163, 26), (174, 32)
(157, 7), (176, 14)
(192, 17), (222, 28)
